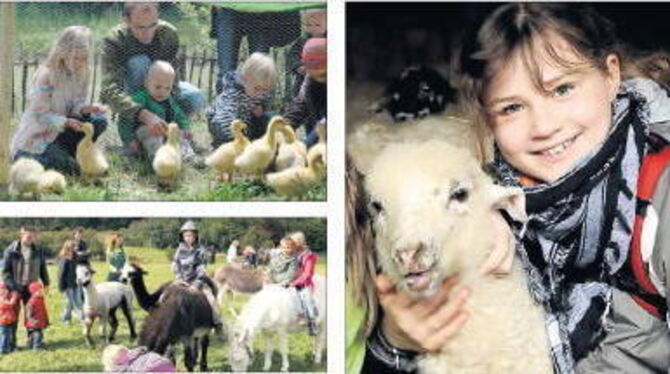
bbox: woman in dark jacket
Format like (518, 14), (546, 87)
(57, 240), (82, 324)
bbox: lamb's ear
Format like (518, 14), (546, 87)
(487, 185), (527, 223)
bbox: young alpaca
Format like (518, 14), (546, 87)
(121, 263), (214, 372)
(265, 146), (326, 200)
(229, 274), (326, 372)
(362, 139), (551, 374)
(152, 122), (181, 189)
(212, 265), (264, 314)
(234, 116), (288, 178)
(205, 119), (250, 182)
(76, 122), (109, 180)
(76, 264), (136, 348)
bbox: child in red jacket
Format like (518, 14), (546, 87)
(0, 282), (20, 354)
(25, 282), (49, 350)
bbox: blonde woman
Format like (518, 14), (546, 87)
(206, 52), (276, 147)
(106, 234), (126, 282)
(10, 26), (108, 175)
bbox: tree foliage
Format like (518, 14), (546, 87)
(0, 218), (327, 259)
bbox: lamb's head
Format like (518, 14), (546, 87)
(366, 140), (525, 297)
(76, 264), (95, 287)
(229, 326), (253, 372)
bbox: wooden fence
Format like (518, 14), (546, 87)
(11, 43), (292, 118)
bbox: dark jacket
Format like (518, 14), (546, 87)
(284, 77), (326, 136)
(74, 240), (90, 266)
(206, 70), (272, 146)
(2, 240), (50, 292)
(57, 258), (78, 292)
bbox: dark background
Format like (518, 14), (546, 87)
(346, 2), (670, 82)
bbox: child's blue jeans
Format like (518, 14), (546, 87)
(61, 287), (83, 322)
(27, 328), (44, 350)
(0, 325), (15, 353)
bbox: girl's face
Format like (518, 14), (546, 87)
(67, 49), (88, 72)
(183, 231), (196, 246)
(483, 34), (621, 183)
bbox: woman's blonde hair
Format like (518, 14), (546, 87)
(59, 239), (76, 259)
(39, 26), (92, 92)
(241, 52), (276, 89)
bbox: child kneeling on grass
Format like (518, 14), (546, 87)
(117, 60), (202, 167)
(10, 26), (108, 175)
(206, 52), (276, 148)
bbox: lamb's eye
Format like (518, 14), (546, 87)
(369, 200), (384, 215)
(449, 187), (469, 203)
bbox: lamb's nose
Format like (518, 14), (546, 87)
(395, 242), (425, 270)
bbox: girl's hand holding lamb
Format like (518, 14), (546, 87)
(479, 212), (517, 276)
(377, 274), (470, 352)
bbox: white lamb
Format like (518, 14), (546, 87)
(352, 118), (551, 373)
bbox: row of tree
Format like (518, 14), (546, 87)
(0, 218), (326, 260)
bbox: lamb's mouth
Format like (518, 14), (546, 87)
(403, 266), (436, 293)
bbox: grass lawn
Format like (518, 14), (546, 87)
(0, 246), (327, 372)
(0, 117), (326, 201)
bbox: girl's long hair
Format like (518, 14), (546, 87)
(345, 154), (379, 337)
(37, 25), (92, 100)
(59, 239), (76, 259)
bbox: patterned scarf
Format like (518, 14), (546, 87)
(490, 88), (651, 373)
